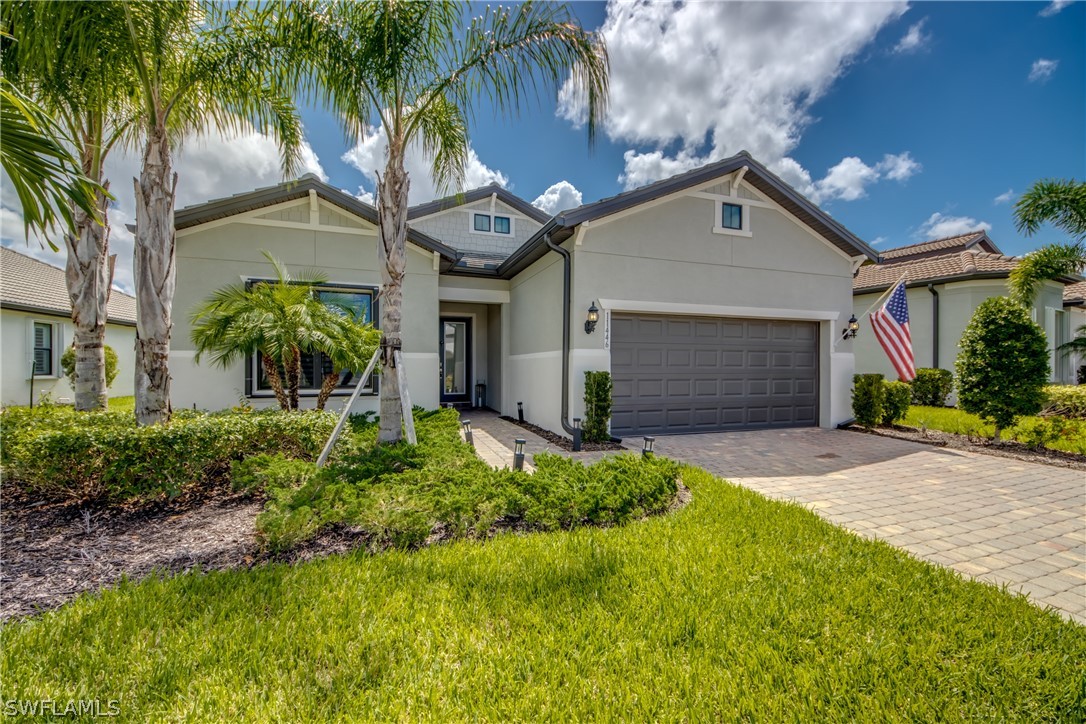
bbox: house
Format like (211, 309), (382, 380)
(0, 247), (137, 406)
(1063, 280), (1086, 382)
(170, 151), (877, 436)
(852, 231), (1076, 384)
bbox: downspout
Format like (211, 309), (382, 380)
(545, 232), (576, 435)
(927, 284), (939, 368)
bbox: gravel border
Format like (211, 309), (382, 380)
(498, 416), (626, 451)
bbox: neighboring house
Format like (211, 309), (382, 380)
(852, 231), (1076, 384)
(170, 151), (877, 436)
(0, 247), (137, 406)
(1063, 280), (1086, 382)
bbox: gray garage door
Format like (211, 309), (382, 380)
(610, 314), (819, 435)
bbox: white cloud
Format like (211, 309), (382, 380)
(1029, 58), (1059, 83)
(775, 151), (921, 205)
(558, 1), (910, 200)
(994, 189), (1015, 205)
(532, 181), (583, 215)
(871, 236), (889, 247)
(815, 156), (881, 202)
(1039, 1), (1074, 17)
(918, 212), (991, 240)
(877, 151), (922, 182)
(894, 19), (930, 54)
(341, 126), (508, 206)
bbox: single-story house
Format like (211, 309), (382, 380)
(1063, 280), (1086, 381)
(0, 246), (137, 406)
(852, 231), (1077, 384)
(170, 151), (878, 436)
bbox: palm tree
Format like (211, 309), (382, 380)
(1008, 241), (1086, 307)
(190, 253), (380, 412)
(117, 1), (304, 425)
(3, 1), (134, 410)
(283, 0), (608, 443)
(1009, 179), (1086, 307)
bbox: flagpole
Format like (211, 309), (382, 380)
(858, 269), (910, 322)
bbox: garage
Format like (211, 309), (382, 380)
(609, 313), (819, 435)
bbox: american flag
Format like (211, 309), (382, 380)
(870, 281), (915, 382)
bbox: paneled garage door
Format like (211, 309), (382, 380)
(610, 314), (819, 435)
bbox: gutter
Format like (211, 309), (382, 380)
(927, 284), (939, 368)
(544, 232), (576, 435)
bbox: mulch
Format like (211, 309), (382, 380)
(498, 416), (626, 451)
(847, 424), (1086, 471)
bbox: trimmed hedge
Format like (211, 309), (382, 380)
(852, 373), (885, 428)
(1, 405), (339, 502)
(583, 370), (613, 442)
(1042, 385), (1086, 419)
(910, 368), (953, 407)
(881, 381), (911, 425)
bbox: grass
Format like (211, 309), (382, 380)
(904, 405), (1086, 454)
(3, 467), (1083, 721)
(107, 395), (134, 412)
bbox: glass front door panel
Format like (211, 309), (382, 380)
(443, 321), (468, 397)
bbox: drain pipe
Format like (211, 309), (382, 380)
(545, 232), (576, 435)
(927, 284), (940, 368)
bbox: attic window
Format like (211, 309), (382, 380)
(714, 200), (752, 237)
(494, 215), (510, 234)
(471, 212), (513, 236)
(473, 214), (491, 232)
(722, 203), (742, 230)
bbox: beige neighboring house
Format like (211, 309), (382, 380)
(0, 247), (137, 406)
(853, 231), (1077, 384)
(170, 151), (878, 437)
(1063, 280), (1086, 382)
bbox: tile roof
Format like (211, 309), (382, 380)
(879, 231), (999, 261)
(854, 249), (1020, 293)
(0, 247), (137, 325)
(1064, 280), (1086, 306)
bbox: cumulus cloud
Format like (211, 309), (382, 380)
(994, 189), (1015, 205)
(1039, 1), (1074, 17)
(532, 181), (583, 215)
(894, 19), (930, 54)
(559, 1), (911, 200)
(918, 212), (991, 240)
(1029, 58), (1059, 83)
(341, 126), (508, 206)
(775, 151), (921, 205)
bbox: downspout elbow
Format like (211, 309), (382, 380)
(545, 233), (576, 435)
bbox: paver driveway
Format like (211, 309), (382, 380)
(646, 428), (1086, 623)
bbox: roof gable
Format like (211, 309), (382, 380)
(853, 249), (1022, 293)
(407, 183), (550, 224)
(0, 247), (137, 325)
(880, 231), (1001, 262)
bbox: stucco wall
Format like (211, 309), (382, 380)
(507, 251), (565, 429)
(170, 201), (441, 413)
(411, 198), (542, 258)
(1, 309), (136, 406)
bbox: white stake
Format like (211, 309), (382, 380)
(316, 345), (381, 467)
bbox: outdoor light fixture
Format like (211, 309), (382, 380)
(517, 401), (524, 423)
(572, 417), (582, 452)
(513, 439), (526, 471)
(642, 436), (655, 457)
(842, 314), (859, 340)
(461, 419), (473, 446)
(584, 301), (600, 334)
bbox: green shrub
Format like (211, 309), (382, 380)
(1042, 385), (1086, 419)
(852, 373), (885, 428)
(60, 344), (119, 388)
(881, 381), (911, 425)
(231, 454), (317, 492)
(910, 368), (953, 407)
(583, 371), (613, 442)
(1010, 416), (1072, 450)
(956, 297), (1049, 436)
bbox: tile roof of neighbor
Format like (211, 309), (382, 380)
(879, 231), (1000, 261)
(407, 183), (551, 224)
(0, 247), (137, 325)
(853, 249), (1022, 293)
(1064, 280), (1086, 306)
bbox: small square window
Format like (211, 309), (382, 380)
(473, 213), (491, 232)
(494, 215), (511, 234)
(722, 203), (743, 230)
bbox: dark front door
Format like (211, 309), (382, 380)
(440, 317), (472, 404)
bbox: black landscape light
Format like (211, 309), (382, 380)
(572, 417), (582, 452)
(461, 419), (473, 446)
(642, 436), (655, 458)
(513, 439), (526, 471)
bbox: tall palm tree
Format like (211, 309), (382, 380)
(284, 0), (608, 443)
(1009, 179), (1086, 306)
(118, 1), (304, 425)
(3, 1), (135, 411)
(190, 253), (380, 412)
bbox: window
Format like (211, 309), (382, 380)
(32, 322), (54, 376)
(472, 212), (514, 235)
(493, 215), (511, 234)
(473, 213), (491, 232)
(250, 284), (378, 396)
(722, 203), (743, 230)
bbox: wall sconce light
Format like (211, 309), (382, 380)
(642, 436), (655, 458)
(461, 419), (473, 446)
(517, 401), (524, 423)
(513, 438), (526, 471)
(572, 417), (582, 452)
(584, 301), (600, 334)
(842, 314), (859, 340)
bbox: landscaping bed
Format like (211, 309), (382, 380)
(498, 415), (625, 451)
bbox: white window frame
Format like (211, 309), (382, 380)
(713, 200), (753, 237)
(26, 318), (63, 379)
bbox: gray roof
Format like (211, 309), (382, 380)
(174, 175), (462, 270)
(0, 246), (137, 325)
(494, 151), (878, 279)
(407, 183), (550, 224)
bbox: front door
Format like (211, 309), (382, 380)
(440, 317), (472, 404)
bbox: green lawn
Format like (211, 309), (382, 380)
(904, 405), (1086, 454)
(107, 395), (134, 412)
(3, 467), (1082, 721)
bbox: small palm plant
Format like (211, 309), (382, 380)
(190, 253), (379, 411)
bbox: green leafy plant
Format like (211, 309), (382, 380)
(1011, 416), (1072, 451)
(851, 373), (885, 428)
(910, 368), (953, 407)
(583, 371), (613, 442)
(956, 297), (1049, 438)
(881, 381), (911, 425)
(1041, 385), (1086, 419)
(61, 344), (119, 389)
